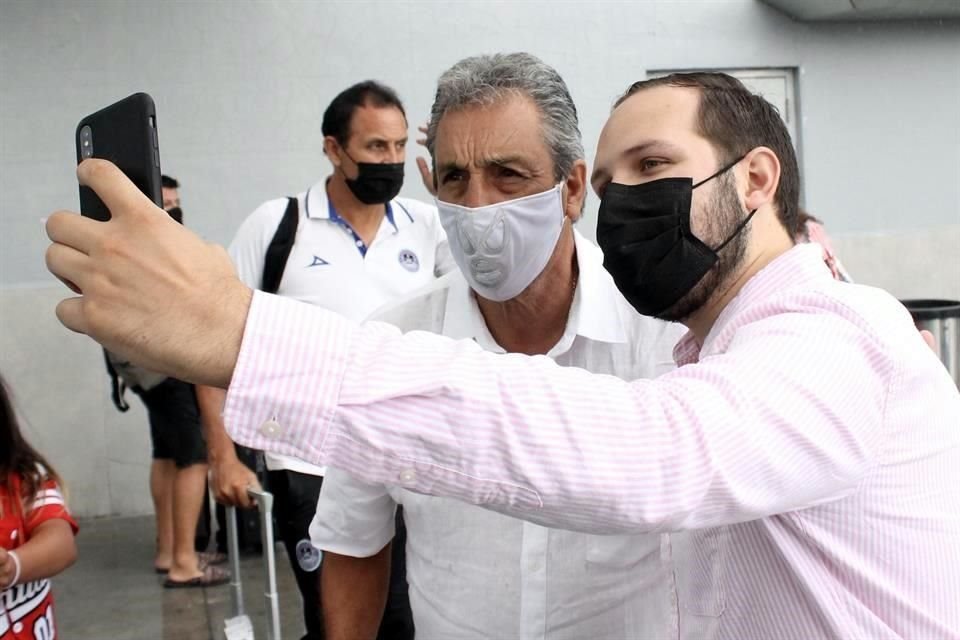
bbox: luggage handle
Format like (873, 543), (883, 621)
(226, 488), (282, 640)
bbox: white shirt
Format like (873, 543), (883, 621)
(310, 231), (686, 639)
(228, 180), (452, 475)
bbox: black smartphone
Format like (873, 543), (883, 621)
(75, 92), (162, 221)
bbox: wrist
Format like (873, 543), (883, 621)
(3, 551), (21, 589)
(211, 281), (253, 389)
(208, 441), (239, 464)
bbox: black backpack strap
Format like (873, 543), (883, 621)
(103, 349), (130, 412)
(261, 197), (300, 294)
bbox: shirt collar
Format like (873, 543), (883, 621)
(672, 242), (834, 365)
(441, 229), (629, 353)
(304, 180), (331, 220)
(304, 179), (398, 232)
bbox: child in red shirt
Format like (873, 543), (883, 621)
(1, 375), (78, 640)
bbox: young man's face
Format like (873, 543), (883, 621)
(592, 85), (752, 321)
(591, 86), (722, 205)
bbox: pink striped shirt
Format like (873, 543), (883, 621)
(224, 243), (960, 639)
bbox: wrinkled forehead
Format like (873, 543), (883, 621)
(593, 86), (704, 178)
(434, 94), (549, 162)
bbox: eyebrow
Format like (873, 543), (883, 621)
(591, 139), (684, 185)
(436, 154), (535, 176)
(363, 136), (408, 145)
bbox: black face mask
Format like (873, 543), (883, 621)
(166, 206), (183, 225)
(341, 149), (404, 205)
(596, 157), (756, 318)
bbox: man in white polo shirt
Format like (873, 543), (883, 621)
(196, 80), (451, 640)
(311, 53), (685, 640)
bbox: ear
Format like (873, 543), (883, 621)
(563, 159), (588, 223)
(741, 146), (780, 213)
(323, 136), (342, 168)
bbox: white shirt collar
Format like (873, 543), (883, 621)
(304, 179), (332, 220)
(442, 229), (629, 353)
(304, 178), (406, 233)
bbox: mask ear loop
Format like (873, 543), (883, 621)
(693, 154), (747, 189)
(341, 146), (359, 166)
(692, 153), (756, 252)
(715, 208), (758, 252)
(334, 143), (358, 180)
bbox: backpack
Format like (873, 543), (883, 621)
(105, 197), (301, 411)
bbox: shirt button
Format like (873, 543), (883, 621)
(259, 419), (282, 438)
(12, 622), (23, 633)
(399, 468), (416, 484)
(355, 239), (364, 247)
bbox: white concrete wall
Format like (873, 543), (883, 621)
(1, 0), (958, 516)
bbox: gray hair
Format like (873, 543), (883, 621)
(425, 52), (584, 183)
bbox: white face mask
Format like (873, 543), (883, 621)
(437, 183), (566, 302)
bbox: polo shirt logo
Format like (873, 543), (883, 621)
(296, 539), (322, 572)
(308, 256), (329, 267)
(398, 249), (420, 272)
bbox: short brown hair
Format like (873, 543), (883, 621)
(616, 73), (800, 235)
(322, 80), (407, 146)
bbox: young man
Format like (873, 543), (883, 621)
(195, 81), (451, 640)
(47, 72), (960, 638)
(313, 53), (684, 640)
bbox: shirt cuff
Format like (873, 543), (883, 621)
(223, 290), (355, 467)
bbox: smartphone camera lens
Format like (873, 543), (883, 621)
(80, 125), (93, 159)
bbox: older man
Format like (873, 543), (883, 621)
(311, 53), (683, 640)
(47, 69), (960, 638)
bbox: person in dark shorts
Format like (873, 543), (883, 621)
(135, 176), (228, 588)
(137, 369), (228, 589)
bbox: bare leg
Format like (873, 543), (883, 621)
(166, 462), (209, 581)
(151, 459), (176, 571)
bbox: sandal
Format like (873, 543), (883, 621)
(199, 550), (228, 566)
(163, 564), (230, 589)
(154, 550), (228, 574)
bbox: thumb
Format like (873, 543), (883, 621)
(77, 159), (159, 221)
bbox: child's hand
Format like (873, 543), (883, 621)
(0, 547), (16, 588)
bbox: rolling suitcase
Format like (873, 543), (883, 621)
(234, 445), (270, 553)
(224, 488), (282, 640)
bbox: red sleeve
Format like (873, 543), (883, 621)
(24, 478), (79, 536)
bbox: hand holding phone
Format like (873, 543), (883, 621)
(47, 159), (251, 388)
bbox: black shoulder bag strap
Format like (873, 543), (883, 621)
(261, 197), (300, 295)
(103, 349), (130, 412)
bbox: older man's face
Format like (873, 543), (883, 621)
(434, 94), (556, 208)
